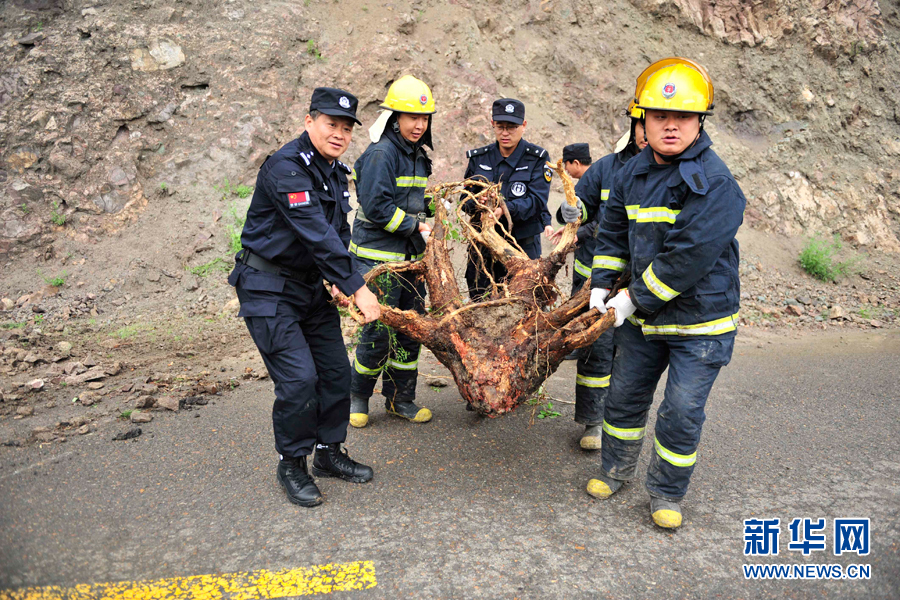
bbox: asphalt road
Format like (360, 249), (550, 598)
(1, 329), (898, 599)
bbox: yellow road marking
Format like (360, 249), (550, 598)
(0, 561), (376, 599)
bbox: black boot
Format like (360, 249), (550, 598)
(312, 443), (374, 483)
(276, 456), (323, 507)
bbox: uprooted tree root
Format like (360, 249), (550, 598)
(338, 160), (616, 417)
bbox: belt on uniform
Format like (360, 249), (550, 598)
(238, 249), (321, 284)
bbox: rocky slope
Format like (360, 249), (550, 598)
(2, 0), (899, 259)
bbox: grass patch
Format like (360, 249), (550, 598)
(188, 257), (231, 277)
(306, 40), (322, 59)
(39, 270), (67, 288)
(225, 203), (248, 253)
(119, 409), (135, 419)
(114, 324), (143, 339)
(0, 322), (27, 330)
(50, 200), (66, 226)
(799, 235), (858, 282)
(214, 179), (253, 201)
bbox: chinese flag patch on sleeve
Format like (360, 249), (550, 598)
(288, 191), (311, 208)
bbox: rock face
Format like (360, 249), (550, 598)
(631, 0), (883, 52)
(0, 0), (897, 261)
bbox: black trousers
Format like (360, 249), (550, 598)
(465, 234), (541, 300)
(230, 263), (350, 458)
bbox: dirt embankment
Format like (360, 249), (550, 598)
(1, 0), (899, 447)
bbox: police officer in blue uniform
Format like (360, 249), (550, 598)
(586, 59), (745, 529)
(229, 87), (381, 508)
(552, 106), (648, 450)
(348, 76), (437, 428)
(463, 98), (554, 300)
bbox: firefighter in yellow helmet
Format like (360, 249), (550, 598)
(586, 58), (746, 529)
(349, 75), (437, 427)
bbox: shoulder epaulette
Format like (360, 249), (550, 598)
(336, 160), (352, 174)
(523, 142), (547, 159)
(466, 144), (492, 159)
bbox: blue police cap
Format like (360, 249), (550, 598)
(310, 87), (362, 125)
(492, 98), (525, 125)
(562, 143), (591, 163)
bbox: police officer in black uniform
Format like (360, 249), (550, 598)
(463, 98), (554, 300)
(229, 88), (381, 508)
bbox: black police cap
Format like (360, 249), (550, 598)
(563, 143), (591, 163)
(310, 87), (362, 125)
(492, 98), (525, 124)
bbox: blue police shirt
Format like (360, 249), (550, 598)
(464, 139), (552, 240)
(237, 130), (365, 296)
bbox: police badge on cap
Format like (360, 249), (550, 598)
(309, 87), (362, 125)
(492, 98), (525, 125)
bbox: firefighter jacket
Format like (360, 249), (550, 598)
(557, 148), (637, 280)
(350, 127), (434, 262)
(591, 131), (745, 339)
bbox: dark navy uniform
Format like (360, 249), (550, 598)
(556, 147), (638, 426)
(228, 128), (363, 459)
(349, 125), (433, 405)
(591, 130), (745, 500)
(463, 139), (552, 298)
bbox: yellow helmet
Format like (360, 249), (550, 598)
(635, 57), (714, 115)
(626, 100), (644, 120)
(380, 75), (436, 115)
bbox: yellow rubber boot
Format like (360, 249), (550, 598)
(579, 425), (602, 450)
(586, 476), (623, 499)
(349, 413), (369, 428)
(385, 399), (432, 423)
(650, 498), (683, 529)
(349, 396), (369, 428)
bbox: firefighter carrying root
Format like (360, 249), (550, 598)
(587, 58), (746, 529)
(349, 75), (437, 428)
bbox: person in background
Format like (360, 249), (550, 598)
(348, 75), (437, 428)
(463, 98), (554, 300)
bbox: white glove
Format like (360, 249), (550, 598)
(421, 230), (431, 244)
(589, 288), (609, 313)
(560, 197), (583, 224)
(441, 199), (453, 211)
(605, 290), (636, 327)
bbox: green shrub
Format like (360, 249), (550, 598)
(798, 235), (856, 282)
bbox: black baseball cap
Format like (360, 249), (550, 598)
(309, 87), (361, 125)
(563, 143), (591, 163)
(492, 98), (525, 125)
